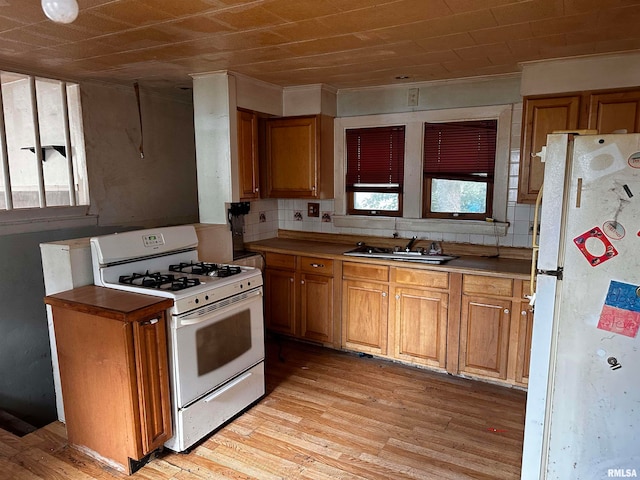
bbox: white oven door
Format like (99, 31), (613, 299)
(171, 288), (264, 408)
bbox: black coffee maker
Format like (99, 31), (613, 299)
(227, 202), (251, 260)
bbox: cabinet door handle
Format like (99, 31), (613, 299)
(141, 318), (159, 326)
(310, 263), (324, 268)
(301, 280), (305, 285)
(521, 310), (528, 316)
(395, 294), (400, 300)
(503, 309), (510, 314)
(382, 292), (387, 297)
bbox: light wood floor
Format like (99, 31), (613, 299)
(0, 337), (526, 479)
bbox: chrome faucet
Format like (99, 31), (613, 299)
(404, 235), (418, 252)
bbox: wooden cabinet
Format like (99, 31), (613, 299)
(299, 256), (336, 344)
(587, 89), (640, 134)
(519, 87), (640, 203)
(515, 281), (534, 384)
(460, 294), (512, 380)
(342, 262), (389, 355)
(458, 274), (533, 386)
(389, 268), (449, 369)
(261, 249), (533, 388)
(45, 286), (173, 474)
(264, 253), (297, 336)
(264, 115), (334, 198)
(237, 109), (260, 200)
(518, 95), (581, 203)
(265, 252), (339, 346)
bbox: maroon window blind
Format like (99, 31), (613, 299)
(346, 126), (405, 191)
(423, 120), (497, 177)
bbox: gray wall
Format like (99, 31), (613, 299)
(0, 82), (198, 427)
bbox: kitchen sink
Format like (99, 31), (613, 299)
(343, 244), (457, 264)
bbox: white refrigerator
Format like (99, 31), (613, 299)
(521, 133), (640, 479)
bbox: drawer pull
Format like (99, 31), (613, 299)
(141, 318), (159, 326)
(310, 263), (325, 268)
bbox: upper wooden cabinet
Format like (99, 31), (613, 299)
(237, 109), (260, 200)
(518, 95), (581, 203)
(587, 89), (640, 134)
(518, 87), (640, 203)
(264, 115), (334, 199)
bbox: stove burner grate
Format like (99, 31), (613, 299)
(169, 262), (242, 278)
(119, 270), (200, 291)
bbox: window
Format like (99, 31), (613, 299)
(0, 72), (88, 212)
(345, 125), (405, 216)
(333, 105), (511, 236)
(423, 120), (497, 220)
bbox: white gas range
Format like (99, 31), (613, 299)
(90, 225), (265, 452)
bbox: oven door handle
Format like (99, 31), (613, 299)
(177, 290), (262, 327)
(203, 371), (253, 402)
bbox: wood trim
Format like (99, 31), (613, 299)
(446, 272), (462, 375)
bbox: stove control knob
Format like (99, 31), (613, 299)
(195, 298), (199, 304)
(205, 295), (209, 300)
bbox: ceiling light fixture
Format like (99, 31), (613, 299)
(41, 0), (79, 24)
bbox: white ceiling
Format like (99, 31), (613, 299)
(0, 0), (639, 92)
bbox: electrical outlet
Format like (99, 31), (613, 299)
(307, 202), (319, 217)
(408, 88), (419, 106)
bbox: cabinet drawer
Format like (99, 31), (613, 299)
(343, 262), (388, 282)
(265, 252), (295, 270)
(393, 267), (449, 289)
(299, 256), (333, 276)
(463, 275), (513, 297)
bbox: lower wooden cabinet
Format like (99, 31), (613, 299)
(389, 267), (449, 369)
(342, 278), (389, 355)
(458, 274), (534, 386)
(263, 254), (534, 389)
(516, 282), (535, 384)
(342, 262), (389, 355)
(45, 286), (173, 474)
(300, 273), (334, 343)
(265, 252), (339, 347)
(265, 267), (296, 336)
(459, 295), (512, 380)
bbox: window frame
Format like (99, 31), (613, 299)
(333, 105), (512, 236)
(345, 125), (406, 217)
(0, 72), (93, 234)
(422, 119), (498, 220)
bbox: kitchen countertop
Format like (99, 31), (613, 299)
(246, 238), (531, 279)
(45, 285), (174, 322)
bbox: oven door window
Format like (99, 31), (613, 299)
(173, 291), (264, 408)
(196, 309), (252, 376)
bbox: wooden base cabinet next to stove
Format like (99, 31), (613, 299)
(45, 285), (174, 475)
